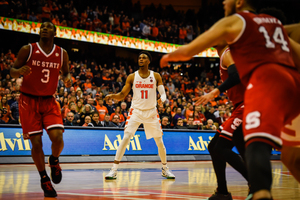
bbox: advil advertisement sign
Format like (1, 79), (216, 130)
(0, 127), (281, 156)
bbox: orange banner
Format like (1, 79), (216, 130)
(0, 17), (218, 57)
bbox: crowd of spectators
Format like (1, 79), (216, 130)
(0, 0), (226, 45)
(0, 48), (233, 130)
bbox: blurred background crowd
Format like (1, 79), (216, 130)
(0, 0), (299, 130)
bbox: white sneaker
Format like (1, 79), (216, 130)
(162, 167), (175, 179)
(105, 168), (117, 180)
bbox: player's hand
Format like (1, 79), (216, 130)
(193, 92), (215, 106)
(160, 54), (170, 68)
(157, 98), (163, 106)
(18, 65), (31, 76)
(62, 74), (72, 88)
(105, 94), (113, 101)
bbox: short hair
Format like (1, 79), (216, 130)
(67, 112), (74, 116)
(259, 7), (286, 25)
(42, 21), (57, 32)
(138, 51), (152, 62)
(246, 0), (260, 10)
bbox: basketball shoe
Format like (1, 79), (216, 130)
(208, 190), (233, 200)
(48, 155), (62, 184)
(41, 177), (57, 197)
(105, 168), (117, 180)
(162, 167), (175, 179)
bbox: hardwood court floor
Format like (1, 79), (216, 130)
(0, 161), (299, 200)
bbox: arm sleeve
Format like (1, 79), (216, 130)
(217, 64), (241, 93)
(157, 85), (166, 103)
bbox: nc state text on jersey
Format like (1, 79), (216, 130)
(32, 60), (60, 69)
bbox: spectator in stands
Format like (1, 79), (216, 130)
(173, 118), (187, 129)
(205, 107), (217, 123)
(120, 102), (128, 120)
(161, 116), (171, 129)
(203, 119), (217, 130)
(105, 98), (115, 115)
(64, 112), (76, 126)
(173, 107), (186, 126)
(10, 92), (20, 124)
(28, 11), (38, 22)
(91, 112), (103, 127)
(110, 106), (125, 122)
(101, 114), (111, 127)
(82, 115), (94, 127)
(0, 96), (11, 123)
(186, 117), (200, 129)
(87, 98), (97, 113)
(79, 104), (94, 126)
(0, 109), (5, 124)
(95, 98), (108, 121)
(157, 104), (164, 119)
(109, 114), (125, 128)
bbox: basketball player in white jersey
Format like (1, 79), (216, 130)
(105, 51), (175, 179)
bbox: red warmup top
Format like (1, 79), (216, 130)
(219, 47), (245, 107)
(229, 11), (296, 86)
(21, 42), (63, 96)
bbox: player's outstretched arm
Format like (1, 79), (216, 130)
(10, 45), (31, 78)
(284, 23), (300, 44)
(106, 73), (134, 101)
(61, 49), (71, 88)
(160, 15), (243, 67)
(194, 49), (240, 106)
(289, 38), (300, 72)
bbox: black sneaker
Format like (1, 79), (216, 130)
(208, 190), (233, 200)
(41, 178), (57, 197)
(48, 155), (62, 184)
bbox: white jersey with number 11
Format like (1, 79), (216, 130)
(131, 70), (157, 110)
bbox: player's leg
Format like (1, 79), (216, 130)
(281, 145), (300, 183)
(105, 109), (141, 179)
(19, 94), (57, 197)
(144, 108), (175, 179)
(30, 134), (57, 197)
(281, 106), (300, 183)
(245, 142), (273, 200)
(43, 97), (65, 185)
(153, 136), (175, 179)
(207, 130), (232, 199)
(47, 128), (64, 184)
(216, 127), (248, 181)
(243, 65), (291, 200)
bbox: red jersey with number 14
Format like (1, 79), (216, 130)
(219, 47), (245, 107)
(229, 11), (295, 86)
(21, 42), (63, 96)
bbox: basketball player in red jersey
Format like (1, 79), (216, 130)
(194, 42), (249, 200)
(160, 0), (300, 199)
(10, 21), (71, 198)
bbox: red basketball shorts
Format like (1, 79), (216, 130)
(19, 93), (64, 139)
(243, 64), (300, 149)
(220, 103), (244, 141)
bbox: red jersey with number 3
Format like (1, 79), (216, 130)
(21, 42), (63, 96)
(219, 47), (245, 107)
(229, 11), (295, 85)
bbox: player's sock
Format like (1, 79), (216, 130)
(216, 137), (248, 181)
(113, 163), (119, 170)
(246, 142), (272, 194)
(49, 155), (59, 164)
(39, 170), (48, 179)
(208, 133), (228, 195)
(162, 163), (167, 169)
